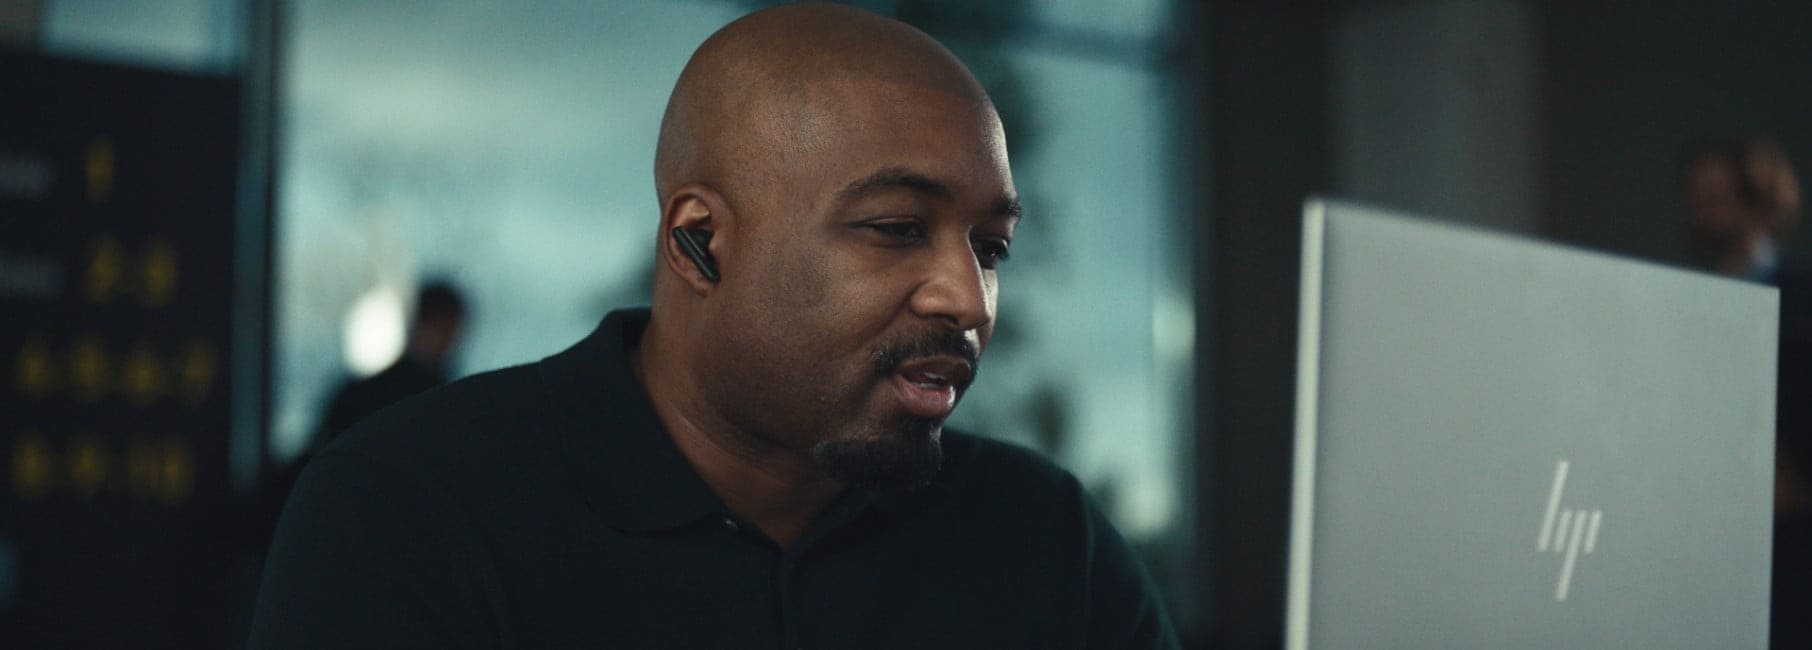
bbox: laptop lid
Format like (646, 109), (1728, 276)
(1286, 199), (1778, 648)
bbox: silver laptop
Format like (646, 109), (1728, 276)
(1286, 199), (1778, 648)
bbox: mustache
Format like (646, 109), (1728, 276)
(871, 329), (980, 377)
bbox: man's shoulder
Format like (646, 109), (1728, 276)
(321, 362), (553, 473)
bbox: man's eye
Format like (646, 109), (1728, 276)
(973, 240), (1011, 269)
(866, 221), (926, 240)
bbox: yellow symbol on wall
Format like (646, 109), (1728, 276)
(69, 335), (111, 402)
(159, 438), (194, 505)
(87, 137), (116, 205)
(140, 238), (179, 307)
(122, 341), (165, 407)
(11, 432), (55, 501)
(177, 339), (218, 407)
(86, 236), (125, 304)
(67, 432), (110, 500)
(127, 435), (161, 500)
(14, 336), (58, 398)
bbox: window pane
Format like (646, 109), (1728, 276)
(274, 0), (743, 457)
(41, 0), (241, 72)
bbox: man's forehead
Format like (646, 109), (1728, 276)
(789, 77), (999, 134)
(789, 79), (1009, 171)
(832, 165), (1020, 215)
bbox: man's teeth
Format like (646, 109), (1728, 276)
(906, 370), (949, 388)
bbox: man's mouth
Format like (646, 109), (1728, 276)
(890, 355), (974, 419)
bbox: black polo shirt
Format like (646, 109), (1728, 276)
(249, 310), (1178, 649)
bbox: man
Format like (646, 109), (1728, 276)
(246, 281), (467, 550)
(314, 281), (468, 446)
(249, 4), (1177, 649)
(1683, 139), (1800, 281)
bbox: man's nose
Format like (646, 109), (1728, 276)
(908, 239), (993, 332)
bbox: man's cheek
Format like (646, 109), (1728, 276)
(770, 232), (838, 299)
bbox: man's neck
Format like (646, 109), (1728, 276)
(631, 319), (844, 548)
(1707, 232), (1777, 279)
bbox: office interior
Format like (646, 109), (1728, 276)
(2, 1), (1809, 648)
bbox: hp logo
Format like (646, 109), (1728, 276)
(1536, 459), (1602, 602)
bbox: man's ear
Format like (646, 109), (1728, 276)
(660, 182), (731, 294)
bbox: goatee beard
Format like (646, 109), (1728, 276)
(811, 415), (944, 494)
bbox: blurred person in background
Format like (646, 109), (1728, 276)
(1683, 137), (1810, 648)
(248, 4), (1176, 649)
(1684, 139), (1801, 282)
(313, 280), (469, 445)
(247, 281), (469, 547)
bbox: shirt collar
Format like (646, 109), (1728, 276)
(535, 308), (954, 534)
(535, 308), (731, 532)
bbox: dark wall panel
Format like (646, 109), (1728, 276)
(1202, 3), (1333, 648)
(1540, 2), (1812, 264)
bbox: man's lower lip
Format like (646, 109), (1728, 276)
(891, 373), (956, 419)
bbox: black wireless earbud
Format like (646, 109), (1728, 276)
(670, 227), (720, 283)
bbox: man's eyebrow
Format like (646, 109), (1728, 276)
(836, 167), (1022, 222)
(836, 167), (952, 202)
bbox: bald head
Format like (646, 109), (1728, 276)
(638, 4), (1019, 496)
(654, 3), (992, 204)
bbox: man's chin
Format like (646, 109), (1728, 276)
(810, 416), (945, 493)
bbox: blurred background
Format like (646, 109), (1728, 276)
(1, 1), (1808, 648)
